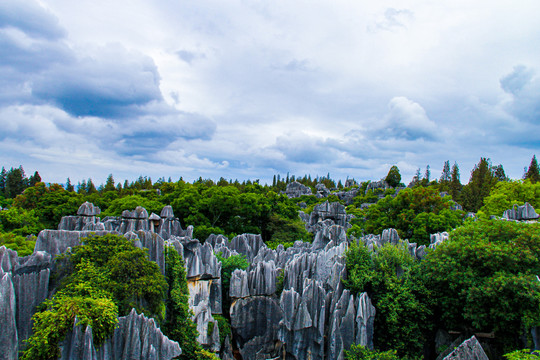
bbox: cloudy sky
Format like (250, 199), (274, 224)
(1, 0), (539, 186)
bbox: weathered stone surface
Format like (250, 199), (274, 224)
(231, 296), (283, 360)
(13, 268), (50, 349)
(188, 280), (220, 350)
(312, 225), (347, 250)
(184, 241), (221, 279)
(247, 261), (277, 296)
(334, 187), (360, 205)
(230, 269), (249, 298)
(315, 183), (331, 198)
(503, 202), (540, 221)
(429, 232), (449, 249)
(34, 230), (111, 258)
(124, 231), (165, 274)
(77, 201), (101, 216)
(58, 215), (105, 231)
(443, 336), (488, 360)
(230, 234), (265, 262)
(0, 245), (18, 274)
(355, 292), (376, 349)
(97, 309), (181, 360)
(160, 205), (175, 219)
(306, 201), (350, 232)
(284, 181), (313, 198)
(61, 319), (98, 360)
(381, 228), (400, 245)
(0, 273), (18, 360)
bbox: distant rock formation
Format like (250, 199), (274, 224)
(284, 181), (313, 198)
(503, 202), (539, 221)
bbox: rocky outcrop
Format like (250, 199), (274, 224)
(62, 309), (182, 360)
(429, 232), (449, 249)
(230, 296), (283, 359)
(365, 180), (389, 194)
(229, 233), (266, 262)
(315, 183), (331, 198)
(125, 231), (165, 274)
(443, 336), (488, 360)
(58, 202), (104, 231)
(188, 280), (221, 351)
(311, 225), (348, 250)
(305, 201), (351, 233)
(334, 187), (360, 205)
(503, 202), (540, 221)
(0, 273), (18, 360)
(284, 181), (313, 198)
(34, 230), (111, 258)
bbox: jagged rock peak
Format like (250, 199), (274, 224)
(149, 212), (161, 221)
(160, 205), (175, 219)
(77, 201), (101, 216)
(284, 181), (313, 198)
(443, 336), (488, 360)
(0, 273), (18, 359)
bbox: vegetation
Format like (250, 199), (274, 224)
(345, 344), (400, 360)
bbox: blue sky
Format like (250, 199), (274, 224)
(1, 0), (539, 186)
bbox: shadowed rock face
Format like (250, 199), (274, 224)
(443, 336), (488, 360)
(0, 273), (18, 360)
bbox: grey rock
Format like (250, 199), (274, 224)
(34, 230), (111, 258)
(221, 336), (235, 360)
(61, 318), (98, 360)
(0, 273), (18, 360)
(307, 201), (350, 232)
(209, 277), (223, 314)
(443, 336), (488, 360)
(187, 279), (221, 350)
(335, 187), (360, 206)
(247, 261), (277, 296)
(344, 179), (357, 188)
(315, 183), (331, 198)
(284, 181), (313, 198)
(184, 241), (221, 279)
(230, 233), (265, 262)
(312, 225), (348, 250)
(77, 201), (101, 216)
(230, 296), (283, 360)
(124, 231), (165, 275)
(13, 268), (50, 349)
(0, 246), (19, 274)
(160, 205), (175, 219)
(14, 251), (51, 275)
(365, 180), (389, 194)
(503, 202), (540, 221)
(429, 232), (449, 249)
(98, 308), (181, 360)
(58, 215), (104, 231)
(355, 292), (375, 349)
(381, 228), (400, 245)
(230, 269), (249, 298)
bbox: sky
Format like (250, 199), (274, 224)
(1, 0), (539, 186)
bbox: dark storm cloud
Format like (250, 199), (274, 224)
(32, 45), (163, 118)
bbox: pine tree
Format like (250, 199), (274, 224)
(104, 174), (116, 192)
(0, 167), (6, 197)
(66, 178), (75, 192)
(525, 155), (540, 183)
(449, 162), (461, 201)
(385, 165), (401, 188)
(5, 166), (28, 198)
(86, 178), (97, 193)
(28, 171), (41, 187)
(462, 158), (496, 212)
(440, 161), (451, 182)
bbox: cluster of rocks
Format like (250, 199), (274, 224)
(283, 181), (313, 198)
(502, 202), (539, 221)
(0, 202), (185, 360)
(300, 201), (353, 233)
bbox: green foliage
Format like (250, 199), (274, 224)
(524, 155), (540, 183)
(0, 206), (40, 236)
(344, 242), (430, 357)
(163, 246), (202, 360)
(350, 186), (463, 245)
(22, 260), (118, 360)
(265, 213), (312, 248)
(504, 349), (540, 360)
(275, 270), (285, 298)
(101, 194), (165, 217)
(68, 234), (168, 320)
(420, 220), (540, 352)
(216, 252), (250, 292)
(345, 344), (400, 360)
(195, 349), (219, 359)
(461, 157), (506, 212)
(213, 314), (231, 345)
(480, 180), (540, 217)
(385, 166), (402, 188)
(0, 232), (36, 256)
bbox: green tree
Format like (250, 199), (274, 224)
(345, 344), (399, 360)
(68, 233), (168, 319)
(5, 166), (28, 198)
(163, 246), (202, 359)
(525, 155), (540, 183)
(420, 220), (540, 353)
(344, 242), (430, 357)
(104, 174), (116, 192)
(0, 206), (40, 236)
(449, 162), (461, 201)
(385, 166), (402, 188)
(480, 180), (540, 217)
(461, 158), (497, 212)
